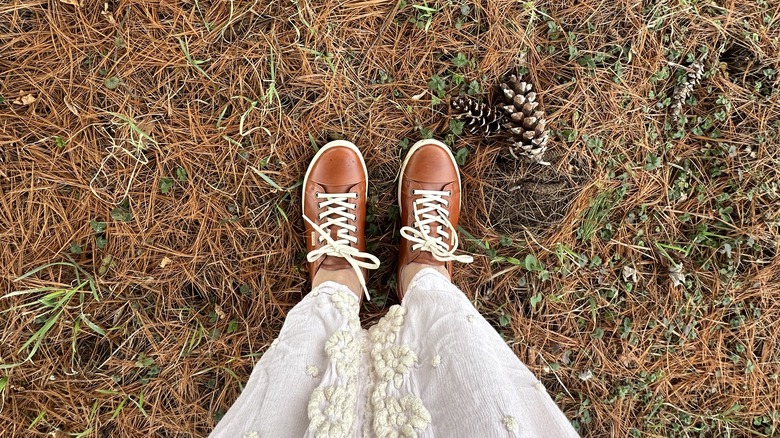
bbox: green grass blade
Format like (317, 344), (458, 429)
(71, 316), (82, 353)
(81, 314), (106, 336)
(14, 262), (77, 282)
(0, 376), (8, 394)
(28, 411), (46, 429)
(106, 112), (158, 148)
(3, 287), (62, 299)
(20, 308), (64, 361)
(111, 397), (128, 421)
(250, 166), (283, 191)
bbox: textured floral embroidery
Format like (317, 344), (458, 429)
(306, 288), (361, 437)
(331, 289), (358, 315)
(308, 385), (356, 437)
(368, 304), (431, 437)
(466, 314), (476, 324)
(503, 415), (519, 433)
(242, 432), (259, 438)
(325, 330), (360, 375)
(373, 395), (432, 437)
(306, 365), (319, 377)
(331, 289), (360, 328)
(431, 355), (441, 368)
(369, 306), (406, 345)
(374, 345), (417, 389)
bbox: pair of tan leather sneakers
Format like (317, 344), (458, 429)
(302, 139), (473, 302)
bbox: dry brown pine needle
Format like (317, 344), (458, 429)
(1, 1), (779, 437)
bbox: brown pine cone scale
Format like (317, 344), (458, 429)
(497, 74), (549, 164)
(450, 95), (504, 135)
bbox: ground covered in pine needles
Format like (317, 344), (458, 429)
(1, 0), (779, 436)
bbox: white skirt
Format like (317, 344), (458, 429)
(209, 268), (578, 438)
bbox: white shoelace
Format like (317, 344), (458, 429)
(303, 192), (381, 301)
(399, 189), (473, 264)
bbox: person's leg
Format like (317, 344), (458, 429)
(363, 274), (577, 438)
(209, 283), (362, 437)
(381, 139), (577, 437)
(210, 141), (379, 437)
(303, 140), (380, 302)
(395, 139), (473, 300)
(398, 269), (578, 437)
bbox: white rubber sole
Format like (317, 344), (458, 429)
(397, 139), (462, 208)
(302, 140), (368, 213)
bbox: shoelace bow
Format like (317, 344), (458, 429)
(399, 189), (473, 264)
(303, 192), (380, 301)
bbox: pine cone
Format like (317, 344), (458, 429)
(450, 95), (504, 135)
(497, 74), (549, 164)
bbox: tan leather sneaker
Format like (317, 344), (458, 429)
(302, 140), (380, 301)
(397, 139), (473, 299)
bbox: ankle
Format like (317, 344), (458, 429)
(312, 268), (362, 298)
(400, 262), (450, 292)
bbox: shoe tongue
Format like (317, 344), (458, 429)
(318, 224), (340, 244)
(316, 183), (358, 271)
(421, 225), (450, 250)
(319, 255), (352, 271)
(315, 182), (360, 195)
(412, 184), (452, 234)
(415, 251), (444, 268)
(326, 183), (355, 193)
(409, 180), (450, 192)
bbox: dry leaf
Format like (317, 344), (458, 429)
(669, 263), (686, 288)
(578, 369), (594, 381)
(112, 306), (125, 327)
(214, 305), (226, 320)
(411, 90), (427, 100)
(102, 11), (116, 24)
(59, 0), (81, 6)
(13, 94), (36, 106)
(622, 265), (638, 283)
(101, 2), (116, 24)
(63, 97), (81, 116)
(159, 256), (172, 268)
(561, 349), (572, 366)
(136, 119), (157, 148)
(526, 346), (537, 366)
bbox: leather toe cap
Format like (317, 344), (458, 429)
(403, 143), (457, 183)
(307, 146), (366, 186)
